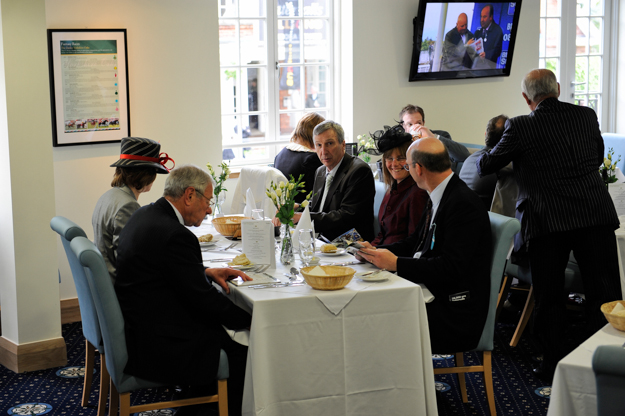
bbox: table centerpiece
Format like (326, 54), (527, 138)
(266, 174), (312, 264)
(206, 161), (230, 217)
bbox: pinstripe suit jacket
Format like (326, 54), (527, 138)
(477, 97), (618, 247)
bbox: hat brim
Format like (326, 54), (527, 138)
(110, 159), (169, 174)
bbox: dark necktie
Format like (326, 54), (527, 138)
(416, 198), (433, 253)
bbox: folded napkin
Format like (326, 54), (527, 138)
(243, 187), (255, 218)
(314, 286), (361, 315)
(222, 326), (250, 346)
(292, 205), (314, 250)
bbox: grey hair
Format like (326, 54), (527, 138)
(522, 69), (559, 103)
(313, 120), (345, 144)
(163, 164), (214, 200)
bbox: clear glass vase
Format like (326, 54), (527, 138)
(213, 192), (226, 219)
(280, 224), (295, 265)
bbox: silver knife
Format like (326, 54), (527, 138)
(250, 283), (305, 289)
(261, 272), (280, 282)
(327, 261), (361, 266)
(206, 258), (233, 262)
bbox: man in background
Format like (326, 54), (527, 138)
(474, 4), (504, 66)
(477, 69), (621, 381)
(400, 104), (470, 173)
(441, 13), (475, 71)
(285, 120), (375, 241)
(459, 114), (509, 208)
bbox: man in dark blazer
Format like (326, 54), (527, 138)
(473, 4), (504, 66)
(477, 69), (621, 380)
(359, 138), (491, 353)
(441, 13), (475, 71)
(293, 120), (375, 241)
(115, 164), (252, 415)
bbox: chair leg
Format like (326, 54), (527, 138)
(455, 352), (469, 403)
(109, 373), (119, 416)
(483, 351), (496, 416)
(510, 285), (535, 347)
(217, 379), (229, 416)
(82, 340), (95, 407)
(98, 354), (110, 416)
(496, 273), (512, 321)
(119, 392), (131, 416)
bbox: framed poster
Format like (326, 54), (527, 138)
(47, 29), (130, 147)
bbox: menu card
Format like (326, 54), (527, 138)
(241, 219), (275, 268)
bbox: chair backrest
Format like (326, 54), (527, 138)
(475, 212), (520, 351)
(592, 345), (625, 416)
(372, 180), (387, 237)
(230, 166), (287, 215)
(50, 216), (103, 350)
(70, 236), (131, 391)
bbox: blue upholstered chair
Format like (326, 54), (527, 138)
(50, 216), (107, 416)
(434, 212), (520, 416)
(69, 236), (230, 416)
(372, 180), (387, 237)
(592, 345), (625, 416)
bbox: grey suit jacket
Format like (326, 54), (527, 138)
(310, 153), (375, 241)
(92, 185), (140, 282)
(477, 97), (618, 248)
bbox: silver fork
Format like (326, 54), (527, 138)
(220, 242), (237, 251)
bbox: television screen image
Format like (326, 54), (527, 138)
(409, 1), (522, 82)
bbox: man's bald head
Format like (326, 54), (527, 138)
(408, 138), (451, 173)
(456, 13), (468, 35)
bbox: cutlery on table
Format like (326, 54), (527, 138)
(360, 269), (386, 277)
(326, 261), (361, 266)
(219, 242), (237, 251)
(206, 258), (234, 263)
(250, 282), (305, 289)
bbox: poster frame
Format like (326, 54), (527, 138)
(47, 28), (130, 147)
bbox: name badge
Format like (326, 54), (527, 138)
(449, 291), (470, 302)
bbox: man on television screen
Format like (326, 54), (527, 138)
(441, 13), (475, 71)
(473, 4), (503, 66)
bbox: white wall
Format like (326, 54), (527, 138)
(45, 1), (540, 298)
(46, 0), (224, 299)
(346, 0), (539, 145)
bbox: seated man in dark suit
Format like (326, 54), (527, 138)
(115, 164), (252, 416)
(358, 138), (491, 353)
(287, 120), (375, 241)
(459, 114), (509, 208)
(400, 104), (470, 173)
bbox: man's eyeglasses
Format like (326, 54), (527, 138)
(403, 162), (418, 171)
(195, 189), (214, 206)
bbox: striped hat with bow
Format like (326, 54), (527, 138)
(110, 137), (174, 173)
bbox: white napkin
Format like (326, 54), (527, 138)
(292, 205), (314, 250)
(243, 188), (255, 218)
(616, 167), (625, 183)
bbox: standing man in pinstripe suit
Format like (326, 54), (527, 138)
(477, 69), (621, 380)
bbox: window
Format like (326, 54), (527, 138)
(218, 0), (333, 166)
(539, 0), (615, 129)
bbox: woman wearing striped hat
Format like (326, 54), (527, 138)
(92, 137), (174, 282)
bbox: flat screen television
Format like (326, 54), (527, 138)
(409, 1), (522, 81)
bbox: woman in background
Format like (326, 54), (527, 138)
(370, 124), (429, 246)
(274, 112), (325, 203)
(92, 137), (174, 282)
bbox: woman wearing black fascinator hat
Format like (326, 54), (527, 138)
(365, 124), (429, 246)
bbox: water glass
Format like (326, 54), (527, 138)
(298, 229), (315, 266)
(252, 209), (264, 220)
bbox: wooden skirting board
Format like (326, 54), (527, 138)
(0, 298), (79, 373)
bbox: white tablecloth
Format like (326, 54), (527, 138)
(547, 323), (625, 416)
(192, 219), (438, 416)
(612, 222), (625, 297)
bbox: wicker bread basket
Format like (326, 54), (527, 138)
(211, 216), (251, 237)
(300, 265), (355, 290)
(601, 300), (625, 332)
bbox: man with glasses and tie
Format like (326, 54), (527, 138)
(285, 120), (375, 241)
(358, 138), (491, 353)
(115, 164), (252, 416)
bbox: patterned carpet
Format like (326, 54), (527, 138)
(3, 313), (596, 416)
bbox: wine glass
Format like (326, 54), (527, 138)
(298, 229), (315, 266)
(252, 208), (264, 220)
